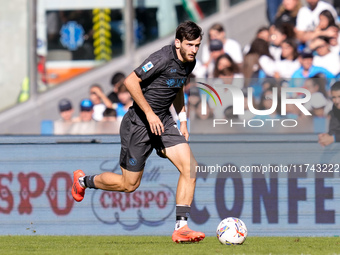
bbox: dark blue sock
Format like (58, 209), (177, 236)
(176, 205), (190, 221)
(84, 175), (97, 189)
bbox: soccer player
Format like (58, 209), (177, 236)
(72, 21), (205, 243)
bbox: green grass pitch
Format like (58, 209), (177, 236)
(0, 236), (339, 255)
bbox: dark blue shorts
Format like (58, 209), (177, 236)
(119, 109), (187, 172)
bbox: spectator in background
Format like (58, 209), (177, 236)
(69, 99), (97, 135)
(295, 0), (338, 43)
(54, 98), (76, 135)
(318, 81), (340, 146)
(316, 10), (340, 53)
(97, 108), (120, 135)
(274, 0), (302, 27)
(303, 76), (331, 117)
(116, 84), (133, 119)
(89, 84), (113, 121)
(108, 72), (125, 104)
(318, 9), (337, 30)
(274, 38), (301, 79)
(209, 54), (244, 119)
(102, 108), (117, 122)
(243, 38), (275, 87)
(269, 23), (296, 61)
(328, 25), (340, 54)
(74, 99), (94, 122)
(213, 53), (241, 80)
(213, 53), (244, 91)
(243, 26), (270, 54)
(257, 26), (271, 42)
(201, 23), (243, 68)
(205, 39), (226, 78)
(309, 36), (340, 76)
(291, 48), (335, 88)
(57, 98), (75, 122)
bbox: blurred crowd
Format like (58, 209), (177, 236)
(54, 72), (131, 134)
(54, 0), (340, 143)
(189, 0), (340, 138)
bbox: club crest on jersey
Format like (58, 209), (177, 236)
(129, 158), (137, 166)
(142, 61), (154, 72)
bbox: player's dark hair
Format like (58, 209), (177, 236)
(175, 21), (203, 42)
(331, 81), (340, 92)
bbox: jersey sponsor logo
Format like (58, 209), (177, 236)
(166, 78), (187, 88)
(142, 61), (154, 72)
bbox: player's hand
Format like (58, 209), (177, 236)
(318, 133), (334, 147)
(180, 121), (189, 141)
(146, 111), (164, 136)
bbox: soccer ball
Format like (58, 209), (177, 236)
(216, 217), (248, 245)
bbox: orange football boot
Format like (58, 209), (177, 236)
(72, 169), (86, 202)
(172, 225), (205, 243)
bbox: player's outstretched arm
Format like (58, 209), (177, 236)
(124, 72), (164, 135)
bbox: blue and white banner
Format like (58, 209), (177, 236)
(0, 135), (339, 236)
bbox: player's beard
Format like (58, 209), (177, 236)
(179, 47), (195, 62)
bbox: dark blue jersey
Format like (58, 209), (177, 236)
(133, 44), (195, 123)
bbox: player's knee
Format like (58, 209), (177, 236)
(189, 176), (196, 185)
(181, 170), (196, 183)
(181, 165), (194, 177)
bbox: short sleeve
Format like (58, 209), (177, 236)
(201, 44), (210, 64)
(296, 7), (313, 31)
(259, 55), (275, 77)
(134, 51), (169, 81)
(225, 39), (243, 64)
